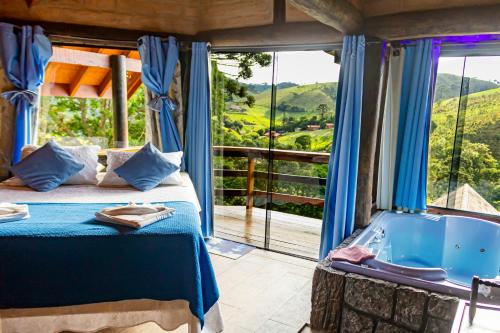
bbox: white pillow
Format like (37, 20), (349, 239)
(4, 145), (101, 186)
(98, 150), (183, 187)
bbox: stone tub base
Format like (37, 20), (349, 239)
(310, 233), (459, 333)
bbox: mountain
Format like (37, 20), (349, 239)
(244, 74), (497, 118)
(253, 82), (338, 114)
(432, 87), (500, 160)
(434, 73), (498, 102)
(245, 82), (298, 95)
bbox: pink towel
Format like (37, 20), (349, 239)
(327, 245), (375, 264)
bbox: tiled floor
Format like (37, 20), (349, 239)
(102, 249), (316, 333)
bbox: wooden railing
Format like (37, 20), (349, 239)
(213, 146), (330, 210)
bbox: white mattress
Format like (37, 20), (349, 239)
(0, 172), (201, 212)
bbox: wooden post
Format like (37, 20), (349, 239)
(110, 54), (128, 148)
(246, 157), (256, 212)
(0, 61), (16, 180)
(354, 40), (387, 229)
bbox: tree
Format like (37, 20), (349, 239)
(211, 53), (272, 110)
(316, 103), (329, 120)
(38, 85), (146, 147)
(295, 135), (312, 150)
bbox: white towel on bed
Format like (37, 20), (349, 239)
(0, 203), (30, 222)
(95, 203), (175, 228)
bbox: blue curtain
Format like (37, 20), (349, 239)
(184, 42), (213, 237)
(0, 23), (52, 164)
(138, 36), (182, 152)
(319, 35), (365, 259)
(393, 39), (439, 212)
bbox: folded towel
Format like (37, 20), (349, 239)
(0, 203), (30, 222)
(95, 202), (175, 228)
(327, 245), (375, 264)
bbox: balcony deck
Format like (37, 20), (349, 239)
(214, 205), (322, 258)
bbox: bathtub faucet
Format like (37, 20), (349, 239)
(374, 227), (385, 239)
(369, 227), (385, 246)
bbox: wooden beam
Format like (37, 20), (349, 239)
(110, 55), (128, 148)
(68, 67), (89, 97)
(362, 0), (500, 19)
(51, 47), (141, 72)
(274, 0), (286, 25)
(127, 73), (143, 99)
(68, 48), (104, 97)
(288, 0), (363, 33)
(355, 41), (387, 229)
(25, 0), (38, 8)
(246, 157), (256, 211)
(2, 19), (195, 47)
(97, 72), (112, 98)
(364, 4), (500, 40)
(198, 22), (343, 50)
(42, 83), (112, 99)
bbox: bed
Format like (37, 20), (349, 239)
(0, 173), (223, 333)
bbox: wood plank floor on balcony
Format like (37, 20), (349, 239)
(214, 205), (322, 258)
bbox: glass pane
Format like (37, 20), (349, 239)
(428, 57), (465, 208)
(269, 51), (340, 258)
(211, 52), (274, 247)
(453, 56), (500, 215)
(429, 56), (500, 216)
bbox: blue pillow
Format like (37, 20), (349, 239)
(10, 141), (85, 192)
(114, 142), (180, 191)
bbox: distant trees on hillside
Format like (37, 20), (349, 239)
(434, 73), (499, 102)
(316, 103), (330, 120)
(38, 85), (146, 147)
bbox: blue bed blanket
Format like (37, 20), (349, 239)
(0, 201), (219, 328)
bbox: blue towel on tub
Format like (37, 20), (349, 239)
(0, 201), (218, 328)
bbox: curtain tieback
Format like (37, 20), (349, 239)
(148, 94), (177, 112)
(1, 89), (38, 106)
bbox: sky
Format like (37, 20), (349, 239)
(216, 51), (499, 85)
(438, 56), (500, 82)
(217, 51), (341, 85)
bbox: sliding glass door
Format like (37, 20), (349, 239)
(211, 52), (274, 248)
(428, 56), (500, 216)
(267, 51), (339, 257)
(211, 49), (340, 258)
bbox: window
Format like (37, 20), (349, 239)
(428, 56), (500, 216)
(211, 50), (340, 258)
(37, 47), (146, 148)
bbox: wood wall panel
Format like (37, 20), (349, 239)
(0, 0), (200, 34)
(285, 1), (315, 22)
(199, 0), (274, 31)
(1, 0), (498, 46)
(362, 0), (500, 18)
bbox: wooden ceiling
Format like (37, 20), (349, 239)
(42, 47), (142, 100)
(0, 0), (499, 46)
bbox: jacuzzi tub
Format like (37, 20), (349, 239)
(331, 211), (500, 299)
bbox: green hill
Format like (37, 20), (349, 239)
(432, 87), (500, 160)
(434, 73), (498, 102)
(216, 76), (499, 211)
(428, 87), (499, 208)
(253, 82), (337, 114)
(244, 82), (298, 94)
